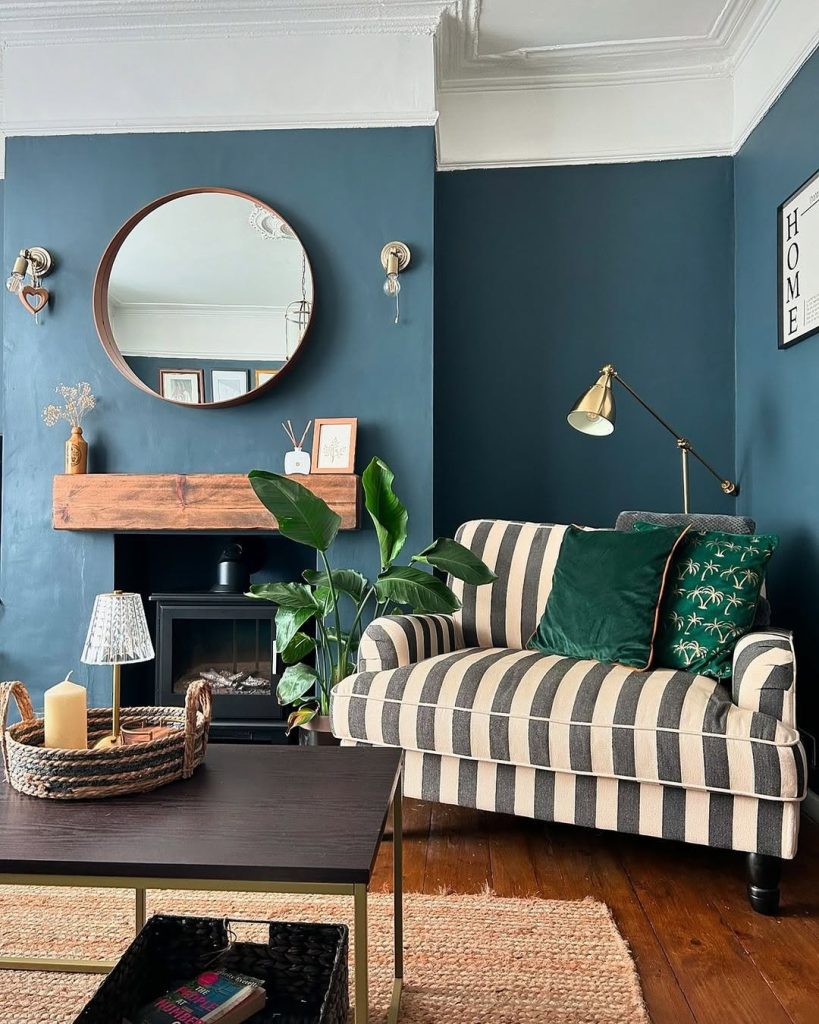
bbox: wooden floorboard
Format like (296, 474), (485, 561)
(375, 799), (819, 1024)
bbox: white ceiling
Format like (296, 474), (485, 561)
(0, 0), (818, 173)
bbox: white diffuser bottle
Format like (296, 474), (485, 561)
(285, 446), (311, 475)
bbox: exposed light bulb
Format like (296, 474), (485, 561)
(383, 272), (401, 297)
(6, 272), (24, 294)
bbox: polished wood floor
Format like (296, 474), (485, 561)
(372, 799), (819, 1024)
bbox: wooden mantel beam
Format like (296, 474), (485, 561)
(52, 474), (360, 532)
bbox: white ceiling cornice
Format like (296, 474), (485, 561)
(0, 0), (818, 179)
(0, 1), (456, 44)
(437, 0), (771, 92)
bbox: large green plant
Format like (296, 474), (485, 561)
(247, 457), (496, 732)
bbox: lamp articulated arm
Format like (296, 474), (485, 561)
(571, 364), (739, 515)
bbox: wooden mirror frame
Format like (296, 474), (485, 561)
(92, 187), (315, 409)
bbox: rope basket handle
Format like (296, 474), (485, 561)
(183, 679), (213, 778)
(0, 682), (36, 778)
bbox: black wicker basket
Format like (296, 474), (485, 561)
(74, 914), (349, 1024)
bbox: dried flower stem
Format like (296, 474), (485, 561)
(43, 382), (97, 429)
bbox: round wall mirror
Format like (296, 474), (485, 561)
(93, 188), (314, 407)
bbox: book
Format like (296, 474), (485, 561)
(125, 969), (267, 1024)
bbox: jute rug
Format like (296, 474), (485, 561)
(0, 887), (648, 1023)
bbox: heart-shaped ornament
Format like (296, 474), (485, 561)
(19, 285), (49, 316)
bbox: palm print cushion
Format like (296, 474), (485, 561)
(634, 523), (778, 678)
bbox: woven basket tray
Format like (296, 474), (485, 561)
(0, 679), (212, 800)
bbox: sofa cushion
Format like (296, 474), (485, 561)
(449, 520), (570, 650)
(528, 524), (686, 669)
(331, 648), (806, 801)
(634, 523), (778, 679)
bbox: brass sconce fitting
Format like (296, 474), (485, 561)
(381, 241), (411, 325)
(6, 246), (54, 321)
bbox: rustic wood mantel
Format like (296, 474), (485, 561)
(52, 473), (360, 532)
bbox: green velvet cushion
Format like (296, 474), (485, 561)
(528, 524), (686, 670)
(633, 522), (778, 679)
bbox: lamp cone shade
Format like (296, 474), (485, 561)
(81, 591), (154, 666)
(567, 371), (616, 436)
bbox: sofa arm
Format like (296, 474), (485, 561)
(732, 629), (796, 727)
(357, 614), (464, 672)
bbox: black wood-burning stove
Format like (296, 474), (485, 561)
(150, 593), (287, 742)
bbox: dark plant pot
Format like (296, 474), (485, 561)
(299, 715), (341, 747)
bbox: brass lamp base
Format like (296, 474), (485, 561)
(93, 734), (120, 750)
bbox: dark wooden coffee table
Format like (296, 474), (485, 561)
(0, 744), (404, 1023)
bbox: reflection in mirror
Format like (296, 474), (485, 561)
(98, 190), (314, 406)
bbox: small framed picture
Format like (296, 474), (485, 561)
(159, 369), (204, 405)
(312, 418), (358, 474)
(778, 167), (819, 348)
(254, 368), (280, 388)
(212, 369), (249, 403)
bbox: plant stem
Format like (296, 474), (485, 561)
(342, 585), (375, 675)
(319, 550), (344, 685)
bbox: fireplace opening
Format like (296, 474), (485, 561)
(115, 533), (314, 743)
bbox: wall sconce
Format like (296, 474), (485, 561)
(6, 247), (53, 323)
(380, 241), (411, 325)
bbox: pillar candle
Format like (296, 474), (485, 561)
(44, 676), (88, 750)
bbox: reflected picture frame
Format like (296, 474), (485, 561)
(211, 368), (249, 404)
(254, 368), (280, 388)
(159, 368), (205, 405)
(312, 417), (358, 474)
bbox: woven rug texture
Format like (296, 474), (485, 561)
(0, 887), (649, 1023)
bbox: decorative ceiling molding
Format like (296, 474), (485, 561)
(0, 0), (817, 179)
(0, 1), (456, 45)
(436, 0), (771, 92)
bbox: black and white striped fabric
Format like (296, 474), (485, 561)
(339, 745), (800, 860)
(449, 520), (568, 649)
(333, 647), (806, 802)
(331, 519), (807, 859)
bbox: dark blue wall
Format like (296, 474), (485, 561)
(1, 128), (435, 709)
(434, 159), (736, 536)
(735, 46), (819, 737)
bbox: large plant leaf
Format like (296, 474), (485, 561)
(275, 606), (315, 654)
(249, 470), (341, 551)
(413, 537), (498, 585)
(247, 582), (316, 610)
(362, 458), (408, 569)
(280, 631), (316, 665)
(375, 566), (462, 614)
(304, 568), (369, 603)
(276, 663), (319, 705)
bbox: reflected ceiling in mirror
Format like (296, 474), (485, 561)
(93, 188), (314, 407)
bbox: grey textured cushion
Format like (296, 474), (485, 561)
(615, 511), (771, 629)
(615, 510), (756, 534)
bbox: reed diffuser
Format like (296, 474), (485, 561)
(283, 420), (313, 475)
(42, 382), (97, 474)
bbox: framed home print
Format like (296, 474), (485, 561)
(212, 368), (249, 403)
(255, 368), (280, 388)
(159, 369), (204, 405)
(778, 167), (819, 348)
(312, 417), (358, 474)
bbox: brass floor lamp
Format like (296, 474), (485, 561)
(567, 364), (739, 514)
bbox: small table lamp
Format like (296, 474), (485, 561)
(81, 591), (154, 749)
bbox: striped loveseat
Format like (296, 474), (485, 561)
(331, 516), (807, 913)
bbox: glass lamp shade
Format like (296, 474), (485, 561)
(567, 373), (616, 436)
(81, 591), (154, 666)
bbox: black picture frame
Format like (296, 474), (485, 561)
(777, 166), (819, 350)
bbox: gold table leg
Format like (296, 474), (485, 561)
(387, 770), (404, 1024)
(354, 882), (369, 1024)
(135, 887), (146, 934)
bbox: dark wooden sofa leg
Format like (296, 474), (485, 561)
(747, 853), (782, 915)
